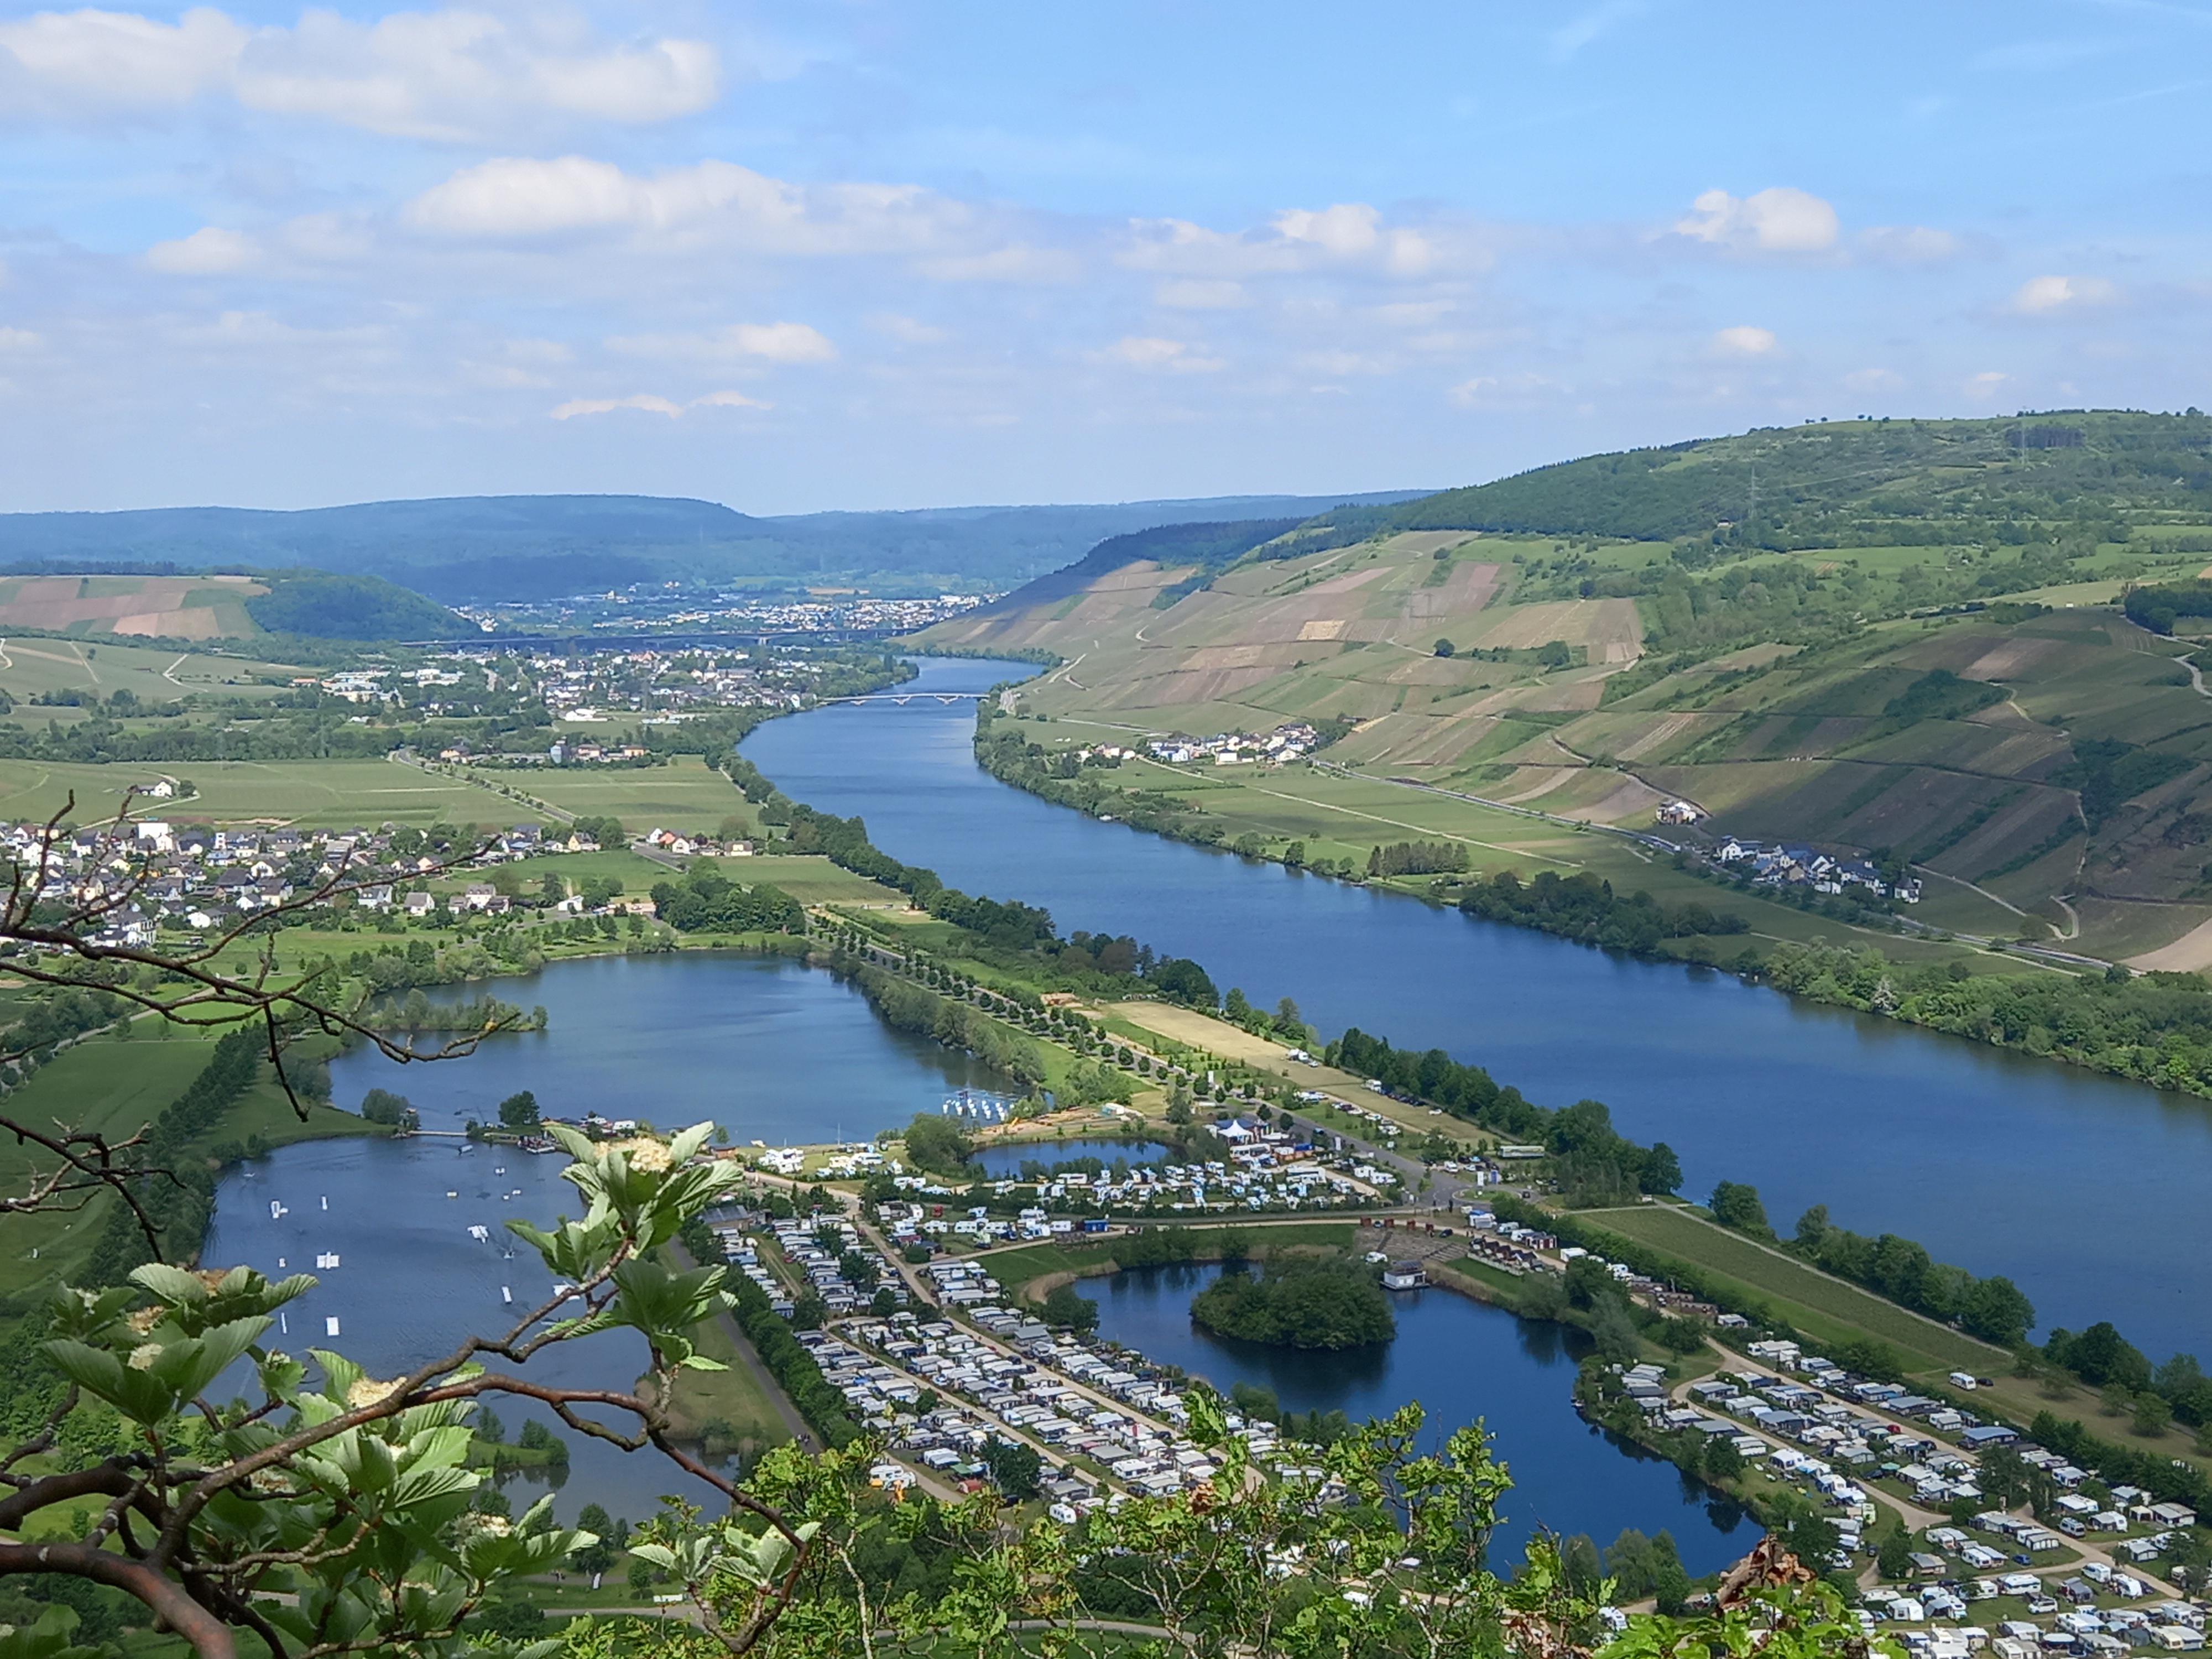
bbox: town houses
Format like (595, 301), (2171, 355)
(1713, 836), (1923, 904)
(1145, 722), (1321, 766)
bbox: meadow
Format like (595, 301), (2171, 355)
(1571, 1202), (2002, 1374)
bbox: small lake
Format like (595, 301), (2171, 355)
(970, 1137), (1172, 1178)
(328, 952), (1015, 1143)
(204, 1134), (688, 1526)
(1089, 1262), (1747, 1573)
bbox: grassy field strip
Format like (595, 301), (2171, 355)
(1241, 778), (1584, 867)
(1573, 1204), (2003, 1374)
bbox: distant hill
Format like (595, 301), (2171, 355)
(916, 412), (2212, 967)
(244, 572), (474, 640)
(0, 491), (1431, 602)
(0, 568), (471, 643)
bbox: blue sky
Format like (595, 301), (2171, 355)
(0, 0), (2206, 515)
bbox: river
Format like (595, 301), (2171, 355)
(741, 656), (2212, 1364)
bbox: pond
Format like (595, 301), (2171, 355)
(1089, 1262), (1748, 1573)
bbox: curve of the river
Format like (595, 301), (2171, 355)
(743, 656), (2212, 1363)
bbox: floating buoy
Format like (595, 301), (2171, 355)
(324, 1316), (341, 1337)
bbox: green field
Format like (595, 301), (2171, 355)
(1573, 1204), (2002, 1374)
(512, 755), (747, 833)
(0, 1024), (368, 1306)
(0, 637), (301, 707)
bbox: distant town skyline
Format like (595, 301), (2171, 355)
(0, 0), (2205, 516)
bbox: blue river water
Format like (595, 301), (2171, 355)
(742, 656), (2212, 1364)
(1090, 1262), (1748, 1572)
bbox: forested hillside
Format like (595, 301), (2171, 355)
(1390, 411), (2212, 552)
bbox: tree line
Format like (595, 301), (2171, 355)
(1764, 941), (2212, 1100)
(1455, 869), (1749, 957)
(830, 952), (1048, 1087)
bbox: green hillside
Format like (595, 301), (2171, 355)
(916, 413), (2212, 968)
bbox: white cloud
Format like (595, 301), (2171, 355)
(608, 321), (836, 363)
(550, 392), (683, 420)
(691, 389), (771, 410)
(0, 5), (242, 113)
(0, 5), (718, 137)
(1674, 186), (1839, 253)
(1964, 370), (2009, 399)
(406, 155), (959, 255)
(2010, 274), (2119, 314)
(1712, 325), (1777, 356)
(1098, 336), (1223, 373)
(0, 326), (41, 350)
(1121, 202), (1437, 278)
(146, 225), (259, 273)
(1155, 278), (1246, 310)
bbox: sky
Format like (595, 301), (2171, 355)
(1, 0), (2208, 517)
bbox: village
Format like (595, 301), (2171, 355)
(1477, 1211), (2210, 1653)
(1143, 722), (1323, 767)
(1, 812), (656, 946)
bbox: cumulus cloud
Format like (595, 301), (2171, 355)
(1712, 325), (1777, 356)
(146, 225), (259, 273)
(2010, 274), (2119, 314)
(1098, 336), (1223, 373)
(608, 321), (836, 363)
(1674, 186), (1839, 253)
(406, 155), (959, 255)
(550, 392), (683, 420)
(1121, 202), (1434, 278)
(1965, 370), (2009, 398)
(0, 6), (244, 113)
(0, 4), (719, 137)
(0, 327), (42, 350)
